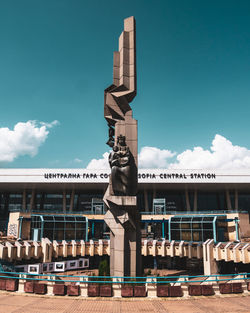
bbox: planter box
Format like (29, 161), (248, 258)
(134, 285), (146, 297)
(99, 284), (112, 297)
(34, 283), (47, 295)
(53, 284), (66, 296)
(6, 279), (18, 292)
(201, 285), (214, 296)
(169, 286), (183, 297)
(67, 284), (80, 296)
(24, 281), (34, 293)
(0, 279), (6, 290)
(219, 283), (232, 294)
(121, 285), (133, 297)
(188, 285), (202, 296)
(247, 282), (250, 291)
(232, 283), (243, 294)
(88, 284), (100, 297)
(157, 285), (169, 297)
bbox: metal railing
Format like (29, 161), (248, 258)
(0, 271), (249, 285)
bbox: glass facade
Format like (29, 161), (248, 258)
(169, 215), (228, 242)
(31, 215), (88, 241)
(155, 191), (186, 211)
(170, 216), (215, 242)
(3, 189), (250, 215)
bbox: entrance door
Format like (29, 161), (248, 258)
(218, 228), (225, 242)
(33, 228), (39, 241)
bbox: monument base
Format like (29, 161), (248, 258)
(104, 202), (141, 277)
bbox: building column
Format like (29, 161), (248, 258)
(203, 239), (218, 275)
(144, 189), (149, 212)
(22, 190), (26, 212)
(185, 189), (190, 211)
(193, 190), (198, 212)
(69, 190), (75, 213)
(63, 191), (66, 213)
(29, 190), (35, 213)
(226, 190), (232, 210)
(235, 189), (238, 210)
(152, 189), (156, 214)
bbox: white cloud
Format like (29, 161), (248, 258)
(138, 146), (176, 168)
(0, 120), (58, 164)
(40, 120), (60, 128)
(86, 134), (250, 170)
(169, 134), (250, 170)
(73, 158), (83, 163)
(86, 152), (109, 169)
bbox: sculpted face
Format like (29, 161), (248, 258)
(117, 135), (126, 146)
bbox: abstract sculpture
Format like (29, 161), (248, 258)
(103, 16), (141, 277)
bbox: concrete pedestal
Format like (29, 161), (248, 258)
(104, 201), (141, 277)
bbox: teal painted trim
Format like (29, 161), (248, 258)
(235, 218), (239, 241)
(40, 216), (44, 241)
(18, 216), (23, 239)
(213, 216), (217, 242)
(85, 217), (89, 242)
(168, 217), (172, 241)
(91, 221), (95, 238)
(0, 272), (248, 284)
(162, 220), (165, 238)
(0, 270), (248, 279)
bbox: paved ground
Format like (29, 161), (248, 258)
(0, 292), (250, 313)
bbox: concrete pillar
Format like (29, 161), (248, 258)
(29, 189), (35, 212)
(6, 242), (14, 261)
(235, 189), (238, 210)
(18, 274), (26, 293)
(152, 189), (156, 213)
(15, 241), (24, 260)
(203, 239), (218, 275)
(47, 275), (55, 295)
(80, 240), (86, 256)
(112, 278), (122, 297)
(63, 191), (66, 213)
(69, 189), (75, 212)
(41, 238), (52, 262)
(79, 276), (88, 297)
(146, 277), (157, 297)
(185, 189), (190, 211)
(226, 190), (232, 210)
(193, 190), (197, 212)
(144, 189), (149, 212)
(22, 190), (26, 212)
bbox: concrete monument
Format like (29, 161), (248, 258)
(103, 16), (141, 277)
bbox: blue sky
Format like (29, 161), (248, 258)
(0, 0), (250, 169)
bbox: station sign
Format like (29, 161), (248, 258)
(0, 168), (250, 184)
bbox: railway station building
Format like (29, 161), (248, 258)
(1, 168), (250, 245)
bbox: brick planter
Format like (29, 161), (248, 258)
(99, 284), (112, 297)
(247, 282), (250, 291)
(188, 285), (202, 296)
(6, 279), (18, 292)
(219, 283), (232, 294)
(232, 283), (243, 293)
(157, 285), (169, 297)
(0, 279), (6, 290)
(88, 284), (100, 297)
(24, 281), (34, 293)
(169, 286), (183, 297)
(121, 285), (133, 297)
(201, 285), (214, 296)
(34, 283), (47, 295)
(134, 285), (146, 297)
(67, 284), (80, 296)
(53, 284), (66, 296)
